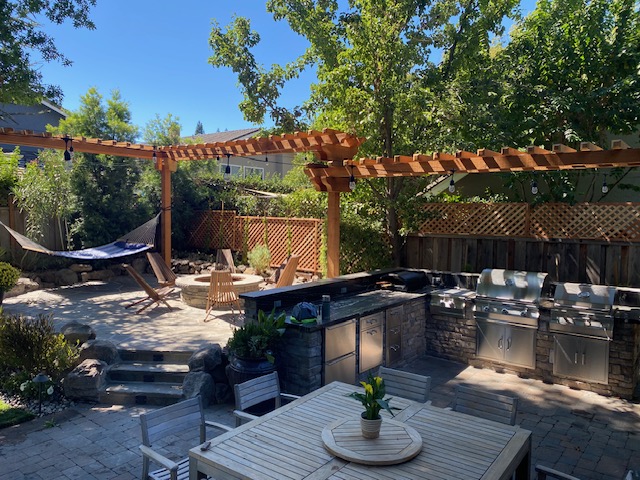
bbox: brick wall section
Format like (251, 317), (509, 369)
(425, 304), (476, 364)
(277, 327), (323, 396)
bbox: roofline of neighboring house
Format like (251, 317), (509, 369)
(40, 99), (66, 118)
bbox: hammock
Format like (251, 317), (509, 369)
(0, 214), (160, 260)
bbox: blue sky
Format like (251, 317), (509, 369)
(39, 0), (314, 137)
(38, 1), (535, 140)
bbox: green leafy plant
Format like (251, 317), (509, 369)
(0, 399), (34, 428)
(0, 313), (79, 397)
(347, 373), (400, 420)
(226, 309), (286, 363)
(0, 262), (20, 293)
(247, 244), (271, 275)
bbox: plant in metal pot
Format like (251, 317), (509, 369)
(226, 308), (286, 363)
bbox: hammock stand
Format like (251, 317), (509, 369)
(0, 214), (160, 260)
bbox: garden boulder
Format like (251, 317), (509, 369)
(64, 359), (108, 401)
(61, 321), (96, 346)
(54, 268), (79, 286)
(188, 344), (223, 373)
(182, 372), (214, 406)
(78, 340), (119, 364)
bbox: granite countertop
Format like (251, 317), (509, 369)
(289, 289), (427, 330)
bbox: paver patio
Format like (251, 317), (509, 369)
(0, 277), (638, 479)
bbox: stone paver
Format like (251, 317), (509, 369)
(0, 279), (639, 479)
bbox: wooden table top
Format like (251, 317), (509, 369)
(189, 381), (531, 480)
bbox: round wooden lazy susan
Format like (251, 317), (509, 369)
(321, 417), (423, 466)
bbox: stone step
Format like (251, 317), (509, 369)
(108, 362), (189, 384)
(100, 381), (183, 406)
(117, 349), (193, 364)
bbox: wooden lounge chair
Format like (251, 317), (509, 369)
(204, 269), (242, 322)
(215, 248), (236, 273)
(146, 252), (177, 287)
(139, 396), (232, 480)
(378, 366), (432, 403)
(275, 254), (299, 288)
(124, 264), (174, 314)
(232, 372), (300, 427)
(451, 385), (518, 425)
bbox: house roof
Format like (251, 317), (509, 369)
(186, 128), (261, 144)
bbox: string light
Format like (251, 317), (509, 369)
(225, 153), (231, 175)
(152, 147), (157, 167)
(531, 180), (538, 195)
(62, 136), (71, 161)
(265, 155), (268, 163)
(602, 175), (608, 194)
(448, 170), (455, 193)
(349, 165), (356, 191)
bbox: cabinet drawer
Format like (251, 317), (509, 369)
(360, 312), (383, 333)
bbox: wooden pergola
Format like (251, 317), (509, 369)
(2, 127), (639, 278)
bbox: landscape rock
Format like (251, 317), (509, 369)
(182, 372), (214, 406)
(80, 269), (115, 282)
(61, 321), (96, 346)
(55, 268), (78, 286)
(64, 359), (108, 401)
(131, 257), (148, 275)
(188, 344), (223, 373)
(4, 277), (40, 298)
(78, 340), (120, 364)
(214, 383), (233, 404)
(69, 264), (93, 273)
(38, 270), (57, 284)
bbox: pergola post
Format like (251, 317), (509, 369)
(327, 191), (340, 278)
(160, 158), (172, 266)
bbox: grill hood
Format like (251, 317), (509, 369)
(476, 269), (549, 302)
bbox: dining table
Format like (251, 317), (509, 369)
(189, 381), (531, 480)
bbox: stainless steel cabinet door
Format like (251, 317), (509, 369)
(360, 326), (383, 373)
(476, 320), (504, 362)
(504, 325), (536, 368)
(324, 352), (356, 385)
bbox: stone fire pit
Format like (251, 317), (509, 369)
(175, 272), (264, 308)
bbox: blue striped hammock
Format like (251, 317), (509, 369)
(0, 214), (160, 260)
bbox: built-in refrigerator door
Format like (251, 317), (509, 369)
(324, 352), (356, 385)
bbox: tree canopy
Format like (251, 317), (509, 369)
(0, 0), (96, 108)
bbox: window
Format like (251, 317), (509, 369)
(244, 166), (265, 179)
(219, 164), (242, 177)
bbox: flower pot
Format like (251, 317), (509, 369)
(360, 412), (382, 439)
(225, 355), (277, 415)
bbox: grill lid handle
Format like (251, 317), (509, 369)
(505, 278), (514, 286)
(577, 291), (591, 298)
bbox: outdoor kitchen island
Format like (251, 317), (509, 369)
(240, 269), (429, 395)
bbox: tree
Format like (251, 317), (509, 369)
(48, 88), (149, 247)
(209, 0), (519, 266)
(0, 0), (96, 108)
(194, 120), (205, 135)
(143, 113), (182, 146)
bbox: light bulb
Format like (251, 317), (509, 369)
(349, 175), (356, 191)
(448, 178), (455, 193)
(602, 182), (608, 194)
(531, 181), (538, 195)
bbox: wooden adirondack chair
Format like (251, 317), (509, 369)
(203, 269), (242, 322)
(215, 248), (236, 273)
(378, 366), (432, 403)
(146, 252), (177, 287)
(124, 264), (174, 314)
(266, 254), (300, 288)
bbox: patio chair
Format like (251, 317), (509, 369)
(378, 366), (431, 403)
(215, 248), (236, 273)
(204, 269), (241, 322)
(451, 385), (518, 425)
(535, 465), (582, 480)
(124, 264), (174, 314)
(139, 396), (232, 480)
(232, 371), (300, 427)
(146, 252), (177, 288)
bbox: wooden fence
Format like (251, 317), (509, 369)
(405, 202), (640, 286)
(187, 211), (323, 273)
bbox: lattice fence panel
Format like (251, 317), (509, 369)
(238, 216), (322, 273)
(417, 203), (529, 237)
(531, 203), (640, 241)
(187, 211), (238, 250)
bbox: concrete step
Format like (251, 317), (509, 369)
(117, 349), (193, 364)
(108, 362), (189, 384)
(100, 382), (183, 406)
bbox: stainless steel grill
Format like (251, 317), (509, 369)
(550, 283), (615, 339)
(429, 287), (475, 317)
(474, 269), (549, 369)
(613, 287), (640, 324)
(474, 269), (550, 327)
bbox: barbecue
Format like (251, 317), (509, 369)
(613, 287), (640, 324)
(474, 269), (550, 369)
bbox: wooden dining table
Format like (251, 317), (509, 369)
(189, 381), (531, 480)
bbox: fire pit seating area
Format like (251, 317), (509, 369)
(176, 272), (263, 308)
(240, 268), (640, 399)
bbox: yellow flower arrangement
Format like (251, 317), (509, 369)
(347, 373), (399, 420)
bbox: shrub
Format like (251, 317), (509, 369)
(247, 244), (271, 275)
(0, 262), (20, 293)
(0, 313), (79, 397)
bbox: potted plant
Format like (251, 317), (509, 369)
(225, 308), (286, 387)
(0, 262), (20, 304)
(348, 373), (399, 438)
